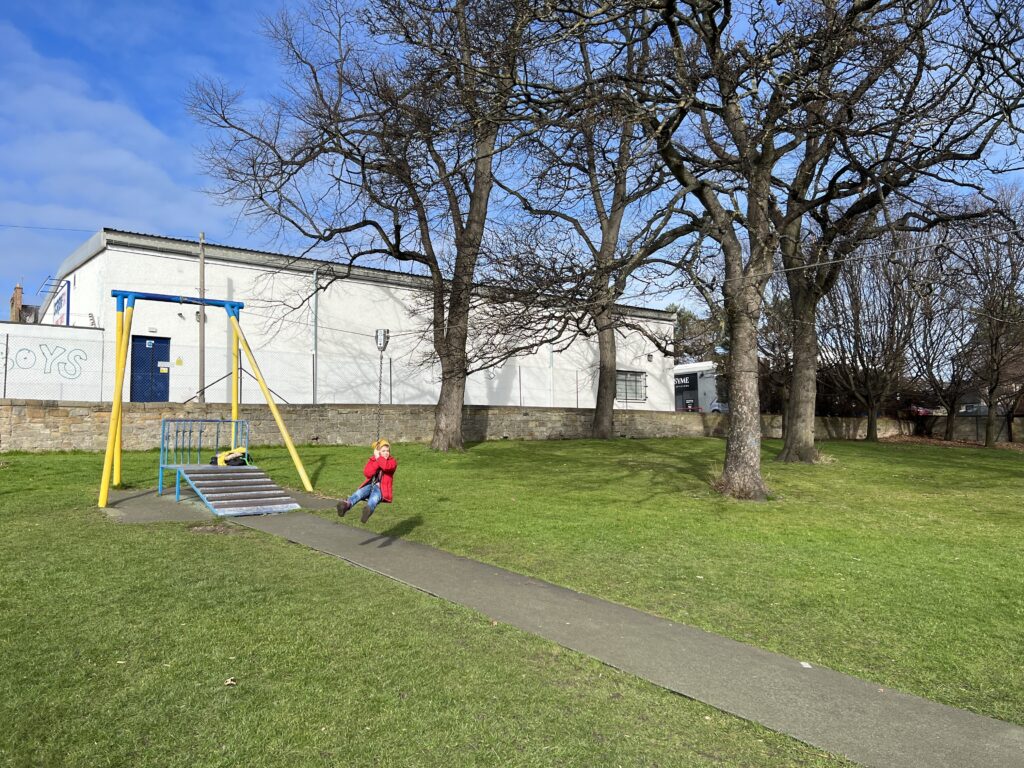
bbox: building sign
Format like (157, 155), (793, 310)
(51, 281), (70, 326)
(675, 373), (697, 391)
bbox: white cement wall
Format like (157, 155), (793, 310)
(33, 235), (676, 410)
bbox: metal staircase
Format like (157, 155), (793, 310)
(158, 419), (300, 517)
(175, 464), (300, 516)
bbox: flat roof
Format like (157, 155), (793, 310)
(674, 361), (717, 374)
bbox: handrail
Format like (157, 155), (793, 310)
(158, 418), (249, 494)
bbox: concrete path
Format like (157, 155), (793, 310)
(105, 488), (215, 523)
(108, 489), (1024, 768)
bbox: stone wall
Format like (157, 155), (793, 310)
(1, 398), (1016, 453)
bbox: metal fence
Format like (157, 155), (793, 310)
(0, 329), (672, 410)
(0, 332), (611, 408)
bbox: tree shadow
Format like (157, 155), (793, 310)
(360, 514), (424, 548)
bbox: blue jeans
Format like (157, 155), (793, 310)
(348, 483), (382, 512)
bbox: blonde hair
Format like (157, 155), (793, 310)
(374, 438), (391, 451)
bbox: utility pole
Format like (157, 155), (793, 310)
(198, 232), (206, 403)
(312, 268), (318, 405)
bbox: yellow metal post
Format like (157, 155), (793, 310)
(231, 324), (240, 445)
(99, 304), (135, 507)
(113, 308), (124, 486)
(230, 316), (312, 491)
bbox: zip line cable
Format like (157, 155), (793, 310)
(704, 224), (1024, 286)
(0, 223), (96, 233)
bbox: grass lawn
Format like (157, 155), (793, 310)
(1, 447), (851, 768)
(257, 437), (1024, 727)
(2, 437), (1021, 766)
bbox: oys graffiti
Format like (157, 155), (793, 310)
(2, 344), (88, 380)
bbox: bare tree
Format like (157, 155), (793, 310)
(759, 0), (1024, 463)
(491, 6), (695, 438)
(817, 239), (918, 441)
(905, 230), (976, 441)
(190, 0), (537, 451)
(669, 304), (722, 364)
(758, 279), (794, 424)
(957, 207), (1024, 446)
(598, 0), (1024, 494)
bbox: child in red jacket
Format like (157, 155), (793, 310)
(337, 438), (397, 523)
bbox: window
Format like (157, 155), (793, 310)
(616, 370), (647, 402)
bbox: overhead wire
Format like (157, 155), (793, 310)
(9, 217), (1023, 326)
(710, 224), (1024, 285)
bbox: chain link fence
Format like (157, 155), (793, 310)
(1, 329), (108, 401)
(0, 330), (607, 408)
(1, 327), (669, 410)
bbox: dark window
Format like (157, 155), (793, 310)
(616, 370), (647, 402)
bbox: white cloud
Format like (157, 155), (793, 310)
(0, 21), (270, 297)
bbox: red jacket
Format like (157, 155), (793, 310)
(360, 455), (398, 502)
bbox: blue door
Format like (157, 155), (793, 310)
(130, 336), (171, 402)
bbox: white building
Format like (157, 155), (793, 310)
(15, 229), (675, 410)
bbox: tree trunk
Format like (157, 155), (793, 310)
(943, 412), (956, 441)
(984, 406), (998, 447)
(720, 300), (768, 500)
(592, 311), (617, 439)
(777, 299), (819, 463)
(428, 123), (494, 452)
(865, 402), (879, 442)
(432, 361), (467, 451)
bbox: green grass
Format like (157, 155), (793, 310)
(2, 437), (1021, 766)
(258, 437), (1024, 726)
(0, 449), (851, 768)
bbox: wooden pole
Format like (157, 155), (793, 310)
(198, 232), (206, 403)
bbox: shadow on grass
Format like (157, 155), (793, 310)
(462, 437), (728, 500)
(307, 454), (328, 486)
(818, 438), (1024, 489)
(360, 514), (424, 548)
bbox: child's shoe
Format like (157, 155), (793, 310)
(360, 506), (375, 524)
(336, 500), (351, 517)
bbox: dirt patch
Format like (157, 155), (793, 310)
(188, 523), (241, 535)
(880, 435), (1024, 452)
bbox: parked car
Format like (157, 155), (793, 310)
(709, 399), (730, 414)
(958, 402), (1006, 416)
(958, 402), (986, 416)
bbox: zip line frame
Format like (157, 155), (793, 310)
(98, 290), (312, 507)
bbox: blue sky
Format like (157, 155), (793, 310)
(0, 0), (293, 309)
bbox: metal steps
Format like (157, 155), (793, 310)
(175, 465), (301, 516)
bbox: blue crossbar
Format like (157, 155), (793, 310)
(111, 290), (244, 315)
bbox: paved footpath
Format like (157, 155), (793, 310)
(106, 489), (1024, 768)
